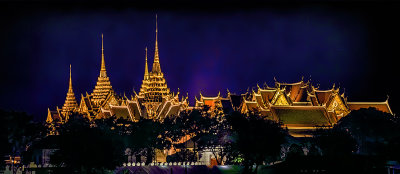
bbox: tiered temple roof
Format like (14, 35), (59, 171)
(139, 15), (170, 103)
(47, 65), (78, 125)
(98, 16), (187, 121)
(347, 100), (392, 115)
(196, 78), (392, 137)
(90, 34), (115, 107)
(75, 34), (121, 120)
(60, 65), (78, 119)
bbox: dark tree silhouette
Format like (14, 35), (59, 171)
(0, 109), (45, 171)
(49, 113), (125, 173)
(335, 108), (400, 159)
(313, 128), (357, 157)
(124, 119), (167, 165)
(227, 111), (287, 174)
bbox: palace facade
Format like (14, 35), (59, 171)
(195, 80), (392, 136)
(47, 18), (393, 137)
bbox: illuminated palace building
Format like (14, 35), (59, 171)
(47, 18), (392, 137)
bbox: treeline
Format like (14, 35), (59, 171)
(1, 107), (400, 174)
(35, 108), (288, 173)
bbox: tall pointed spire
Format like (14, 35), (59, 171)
(144, 47), (149, 80)
(68, 64), (73, 92)
(139, 14), (170, 105)
(91, 33), (114, 107)
(100, 33), (107, 77)
(62, 64), (78, 118)
(152, 14), (162, 73)
(154, 14), (159, 63)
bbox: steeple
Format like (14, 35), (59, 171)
(61, 64), (78, 118)
(68, 64), (73, 92)
(138, 14), (170, 105)
(144, 47), (149, 80)
(91, 34), (114, 107)
(152, 14), (162, 73)
(100, 33), (107, 77)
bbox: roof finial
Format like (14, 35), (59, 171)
(69, 64), (73, 91)
(151, 14), (162, 73)
(154, 14), (159, 63)
(101, 33), (106, 72)
(144, 47), (149, 80)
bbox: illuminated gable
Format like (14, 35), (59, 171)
(327, 94), (348, 115)
(274, 93), (290, 106)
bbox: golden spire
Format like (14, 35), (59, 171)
(62, 64), (78, 118)
(139, 14), (170, 104)
(152, 14), (162, 73)
(100, 33), (107, 77)
(68, 64), (73, 92)
(91, 33), (114, 107)
(144, 47), (149, 80)
(155, 14), (159, 63)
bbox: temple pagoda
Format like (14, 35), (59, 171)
(137, 15), (173, 119)
(60, 65), (79, 119)
(95, 15), (187, 121)
(77, 34), (121, 120)
(46, 65), (78, 133)
(91, 34), (115, 106)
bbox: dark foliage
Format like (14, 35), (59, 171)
(280, 108), (398, 174)
(49, 114), (125, 173)
(336, 108), (400, 160)
(313, 128), (357, 157)
(227, 111), (288, 173)
(0, 109), (45, 170)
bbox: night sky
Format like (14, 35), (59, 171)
(1, 1), (399, 121)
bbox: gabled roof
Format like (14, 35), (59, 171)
(110, 106), (131, 120)
(127, 100), (141, 121)
(270, 88), (292, 106)
(258, 88), (276, 104)
(158, 101), (172, 119)
(270, 106), (334, 127)
(229, 94), (243, 109)
(166, 104), (180, 117)
(347, 101), (393, 115)
(315, 89), (334, 105)
(80, 94), (93, 111)
(253, 92), (266, 109)
(47, 109), (62, 123)
(96, 108), (112, 119)
(240, 99), (260, 114)
(275, 80), (309, 102)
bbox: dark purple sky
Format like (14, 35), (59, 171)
(1, 2), (399, 121)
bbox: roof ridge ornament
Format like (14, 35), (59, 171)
(69, 64), (73, 92)
(152, 14), (162, 73)
(101, 33), (106, 73)
(144, 47), (149, 80)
